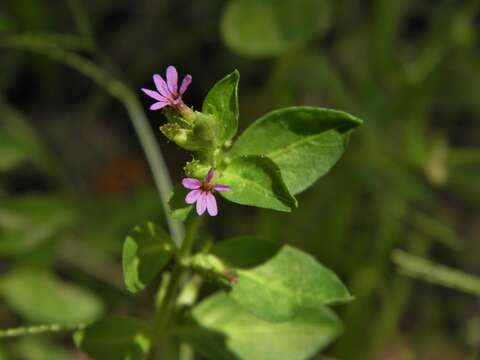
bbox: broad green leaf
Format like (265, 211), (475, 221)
(202, 70), (239, 144)
(217, 156), (297, 212)
(0, 195), (76, 256)
(0, 268), (103, 323)
(168, 184), (193, 221)
(177, 293), (343, 360)
(14, 337), (71, 360)
(221, 0), (330, 57)
(213, 237), (352, 321)
(0, 132), (31, 171)
(74, 316), (151, 360)
(123, 222), (176, 293)
(231, 107), (363, 194)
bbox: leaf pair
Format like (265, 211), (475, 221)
(174, 237), (352, 359)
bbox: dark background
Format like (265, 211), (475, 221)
(0, 0), (479, 359)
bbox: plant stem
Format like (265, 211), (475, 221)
(0, 323), (86, 339)
(150, 216), (202, 359)
(122, 92), (185, 245)
(0, 37), (185, 245)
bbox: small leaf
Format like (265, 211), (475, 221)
(74, 316), (151, 360)
(177, 293), (343, 360)
(217, 156), (297, 212)
(168, 184), (193, 221)
(213, 237), (352, 321)
(231, 107), (362, 194)
(0, 195), (76, 256)
(202, 70), (240, 144)
(122, 222), (176, 293)
(221, 0), (330, 57)
(0, 268), (103, 323)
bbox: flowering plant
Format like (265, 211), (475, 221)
(71, 65), (362, 360)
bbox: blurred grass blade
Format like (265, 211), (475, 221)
(411, 211), (462, 250)
(392, 250), (480, 296)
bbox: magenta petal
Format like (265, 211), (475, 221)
(206, 193), (218, 216)
(185, 189), (201, 204)
(166, 66), (178, 94)
(205, 168), (215, 183)
(153, 74), (171, 98)
(153, 74), (170, 98)
(182, 178), (201, 190)
(150, 101), (169, 110)
(179, 75), (192, 95)
(214, 184), (230, 192)
(141, 88), (165, 102)
(196, 193), (207, 215)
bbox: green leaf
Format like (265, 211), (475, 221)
(177, 293), (343, 360)
(231, 107), (363, 194)
(0, 195), (76, 256)
(168, 184), (193, 221)
(213, 237), (353, 321)
(74, 316), (151, 360)
(221, 0), (330, 57)
(217, 156), (297, 212)
(0, 268), (103, 323)
(123, 222), (176, 293)
(202, 70), (239, 144)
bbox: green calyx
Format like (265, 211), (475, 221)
(161, 108), (228, 170)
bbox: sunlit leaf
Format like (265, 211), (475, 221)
(231, 107), (362, 194)
(218, 156), (297, 212)
(213, 237), (352, 321)
(202, 70), (240, 144)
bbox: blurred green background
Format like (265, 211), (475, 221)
(0, 0), (479, 359)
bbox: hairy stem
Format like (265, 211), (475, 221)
(0, 323), (86, 339)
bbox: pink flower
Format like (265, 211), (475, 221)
(182, 168), (230, 216)
(141, 66), (192, 111)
